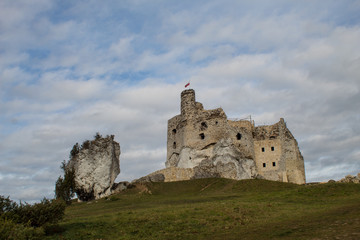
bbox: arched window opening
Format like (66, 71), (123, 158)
(173, 142), (176, 149)
(272, 162), (276, 167)
(172, 129), (177, 134)
(201, 122), (208, 130)
(236, 133), (242, 140)
(199, 133), (205, 140)
(262, 147), (265, 152)
(263, 163), (266, 168)
(271, 146), (275, 151)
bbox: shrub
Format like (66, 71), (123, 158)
(0, 196), (64, 239)
(94, 132), (102, 140)
(0, 195), (18, 220)
(1, 196), (65, 228)
(55, 161), (76, 204)
(43, 223), (65, 235)
(15, 198), (66, 227)
(70, 143), (80, 158)
(0, 218), (44, 240)
(81, 140), (90, 149)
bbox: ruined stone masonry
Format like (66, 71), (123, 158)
(153, 89), (306, 184)
(337, 173), (360, 183)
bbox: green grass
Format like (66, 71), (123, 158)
(46, 178), (360, 240)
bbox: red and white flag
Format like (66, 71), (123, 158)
(185, 82), (190, 88)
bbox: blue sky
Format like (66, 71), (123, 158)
(1, 0), (360, 202)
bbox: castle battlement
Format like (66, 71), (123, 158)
(163, 89), (306, 184)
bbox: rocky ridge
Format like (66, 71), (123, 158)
(136, 138), (258, 183)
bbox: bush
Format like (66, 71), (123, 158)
(0, 196), (63, 239)
(81, 140), (90, 149)
(1, 196), (65, 228)
(0, 195), (18, 220)
(0, 218), (44, 240)
(94, 132), (102, 140)
(70, 143), (80, 158)
(43, 223), (65, 235)
(15, 198), (66, 227)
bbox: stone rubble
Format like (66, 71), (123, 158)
(338, 173), (360, 183)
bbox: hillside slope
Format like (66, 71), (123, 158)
(47, 178), (360, 240)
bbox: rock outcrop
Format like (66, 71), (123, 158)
(68, 135), (120, 201)
(139, 139), (257, 183)
(192, 138), (257, 180)
(179, 138), (257, 180)
(111, 181), (133, 194)
(338, 173), (360, 183)
(132, 173), (165, 184)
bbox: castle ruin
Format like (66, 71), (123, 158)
(147, 89), (305, 184)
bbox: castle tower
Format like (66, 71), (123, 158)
(181, 89), (196, 116)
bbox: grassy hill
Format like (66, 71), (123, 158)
(46, 178), (360, 240)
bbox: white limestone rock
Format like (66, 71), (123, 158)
(192, 138), (257, 180)
(68, 135), (120, 201)
(161, 138), (257, 181)
(177, 147), (211, 169)
(339, 174), (360, 183)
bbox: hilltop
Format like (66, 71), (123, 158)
(46, 178), (360, 240)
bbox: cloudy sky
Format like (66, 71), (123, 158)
(1, 0), (359, 202)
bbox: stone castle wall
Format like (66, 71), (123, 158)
(164, 89), (305, 184)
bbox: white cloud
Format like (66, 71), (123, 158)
(0, 1), (359, 202)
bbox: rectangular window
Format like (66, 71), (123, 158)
(263, 163), (266, 168)
(272, 162), (276, 167)
(262, 147), (265, 152)
(271, 146), (275, 151)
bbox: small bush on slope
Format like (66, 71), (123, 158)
(0, 195), (66, 239)
(0, 218), (44, 240)
(15, 198), (66, 227)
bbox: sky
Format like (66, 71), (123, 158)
(1, 0), (359, 202)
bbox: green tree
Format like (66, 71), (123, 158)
(54, 160), (76, 204)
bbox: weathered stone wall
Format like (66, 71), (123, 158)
(278, 119), (306, 184)
(167, 115), (182, 167)
(338, 173), (360, 183)
(254, 139), (282, 181)
(163, 89), (306, 184)
(147, 167), (195, 182)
